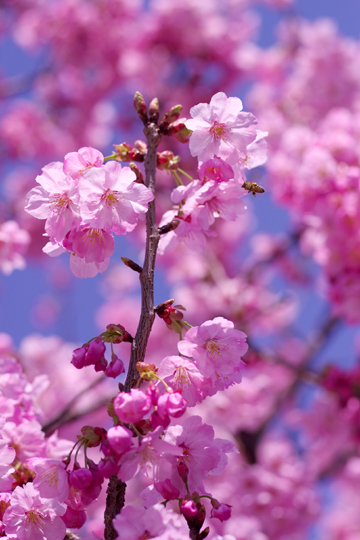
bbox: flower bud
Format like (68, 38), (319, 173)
(134, 91), (149, 125)
(62, 506), (87, 529)
(210, 500), (232, 522)
(129, 163), (145, 184)
(114, 388), (151, 424)
(154, 479), (180, 500)
(159, 104), (182, 130)
(85, 337), (105, 366)
(178, 461), (189, 484)
(71, 346), (87, 369)
(157, 390), (187, 419)
(69, 468), (93, 490)
(106, 354), (125, 378)
(107, 425), (133, 455)
(149, 97), (159, 123)
(180, 499), (197, 518)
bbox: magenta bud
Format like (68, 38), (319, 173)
(178, 461), (189, 484)
(105, 354), (125, 378)
(147, 382), (159, 405)
(150, 411), (170, 430)
(85, 337), (106, 366)
(69, 468), (93, 490)
(62, 506), (87, 529)
(181, 499), (197, 518)
(98, 457), (119, 479)
(154, 479), (180, 500)
(157, 390), (187, 419)
(107, 425), (133, 454)
(71, 346), (87, 369)
(95, 357), (108, 372)
(210, 500), (232, 522)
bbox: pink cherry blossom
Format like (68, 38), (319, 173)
(63, 146), (104, 180)
(31, 458), (69, 501)
(25, 164), (80, 242)
(78, 161), (153, 234)
(185, 92), (258, 165)
(178, 317), (248, 378)
(114, 388), (152, 424)
(3, 482), (66, 540)
(157, 355), (206, 406)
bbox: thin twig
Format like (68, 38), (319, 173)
(104, 121), (161, 540)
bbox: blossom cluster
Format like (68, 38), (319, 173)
(25, 147), (153, 278)
(158, 92), (268, 254)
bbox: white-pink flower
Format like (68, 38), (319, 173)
(31, 458), (69, 502)
(3, 482), (66, 540)
(178, 317), (248, 378)
(63, 146), (104, 180)
(78, 161), (153, 235)
(185, 92), (258, 166)
(25, 164), (79, 242)
(157, 355), (206, 406)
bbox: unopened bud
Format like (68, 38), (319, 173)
(80, 426), (107, 447)
(129, 163), (144, 184)
(157, 151), (180, 171)
(159, 105), (182, 131)
(134, 91), (149, 125)
(178, 461), (189, 484)
(149, 97), (159, 123)
(199, 527), (210, 539)
(121, 256), (143, 273)
(134, 140), (147, 154)
(173, 121), (192, 144)
(113, 143), (144, 162)
(158, 220), (180, 235)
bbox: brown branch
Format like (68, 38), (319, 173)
(104, 121), (161, 540)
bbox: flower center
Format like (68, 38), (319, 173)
(101, 189), (119, 207)
(49, 193), (70, 215)
(205, 339), (221, 361)
(209, 121), (231, 142)
(175, 366), (191, 388)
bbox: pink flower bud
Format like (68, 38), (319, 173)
(106, 354), (125, 378)
(181, 500), (198, 518)
(150, 411), (171, 430)
(157, 390), (187, 419)
(114, 388), (151, 424)
(71, 346), (87, 369)
(210, 500), (232, 522)
(95, 357), (108, 372)
(154, 479), (180, 500)
(85, 337), (106, 366)
(107, 425), (133, 455)
(98, 457), (119, 479)
(178, 461), (189, 484)
(69, 468), (93, 490)
(62, 506), (87, 529)
(147, 382), (159, 405)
